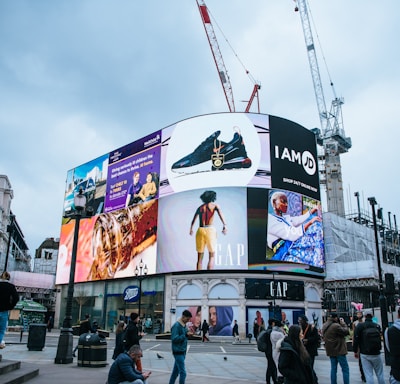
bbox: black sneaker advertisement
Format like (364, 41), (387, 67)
(269, 115), (320, 201)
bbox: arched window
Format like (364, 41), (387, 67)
(178, 284), (202, 299)
(209, 283), (237, 299)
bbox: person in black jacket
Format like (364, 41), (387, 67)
(385, 307), (400, 383)
(0, 271), (19, 350)
(298, 315), (319, 368)
(112, 321), (126, 360)
(353, 312), (384, 384)
(278, 324), (317, 384)
(265, 318), (278, 384)
(201, 319), (209, 342)
(125, 312), (145, 372)
(72, 313), (92, 357)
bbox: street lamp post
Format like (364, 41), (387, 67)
(55, 190), (92, 364)
(354, 192), (361, 224)
(3, 213), (15, 272)
(134, 259), (148, 322)
(368, 196), (389, 364)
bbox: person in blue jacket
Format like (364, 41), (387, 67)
(209, 306), (233, 336)
(107, 345), (151, 384)
(169, 309), (193, 384)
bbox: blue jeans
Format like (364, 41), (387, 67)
(330, 355), (349, 384)
(360, 353), (385, 384)
(0, 311), (8, 343)
(169, 353), (186, 384)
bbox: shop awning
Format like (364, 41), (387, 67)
(14, 300), (47, 313)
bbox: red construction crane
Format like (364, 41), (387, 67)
(196, 0), (260, 113)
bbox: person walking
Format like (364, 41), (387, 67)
(169, 309), (193, 384)
(353, 311), (384, 384)
(73, 313), (92, 357)
(265, 318), (278, 384)
(0, 271), (19, 352)
(112, 321), (126, 360)
(201, 319), (209, 342)
(385, 307), (400, 384)
(278, 324), (317, 384)
(232, 319), (239, 342)
(125, 313), (145, 372)
(107, 345), (151, 384)
(270, 319), (286, 384)
(352, 310), (366, 382)
(47, 315), (54, 332)
(322, 313), (350, 384)
(298, 315), (319, 369)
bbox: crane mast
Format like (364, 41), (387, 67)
(196, 0), (235, 112)
(295, 0), (352, 217)
(196, 0), (261, 113)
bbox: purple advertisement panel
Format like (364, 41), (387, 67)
(104, 131), (162, 213)
(157, 187), (248, 273)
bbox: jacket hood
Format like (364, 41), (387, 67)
(210, 307), (233, 334)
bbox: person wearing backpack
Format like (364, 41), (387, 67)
(384, 307), (400, 384)
(353, 312), (384, 384)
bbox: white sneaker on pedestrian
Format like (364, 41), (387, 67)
(0, 342), (5, 349)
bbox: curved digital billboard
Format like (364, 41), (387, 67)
(56, 113), (324, 284)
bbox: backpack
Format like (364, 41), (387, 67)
(257, 329), (272, 353)
(362, 325), (382, 354)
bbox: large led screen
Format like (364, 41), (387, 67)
(56, 113), (324, 284)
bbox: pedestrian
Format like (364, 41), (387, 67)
(278, 324), (317, 384)
(352, 310), (366, 382)
(107, 344), (151, 384)
(169, 309), (193, 384)
(125, 313), (145, 372)
(385, 307), (400, 384)
(353, 311), (384, 384)
(201, 319), (209, 342)
(298, 314), (319, 368)
(47, 315), (54, 332)
(112, 321), (127, 360)
(91, 320), (99, 333)
(73, 313), (92, 357)
(265, 318), (278, 384)
(253, 319), (260, 341)
(322, 312), (350, 384)
(270, 319), (286, 384)
(232, 319), (239, 342)
(0, 271), (19, 352)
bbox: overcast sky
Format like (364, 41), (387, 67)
(1, 0), (398, 253)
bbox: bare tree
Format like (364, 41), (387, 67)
(74, 288), (90, 322)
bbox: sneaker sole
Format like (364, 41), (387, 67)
(171, 160), (213, 174)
